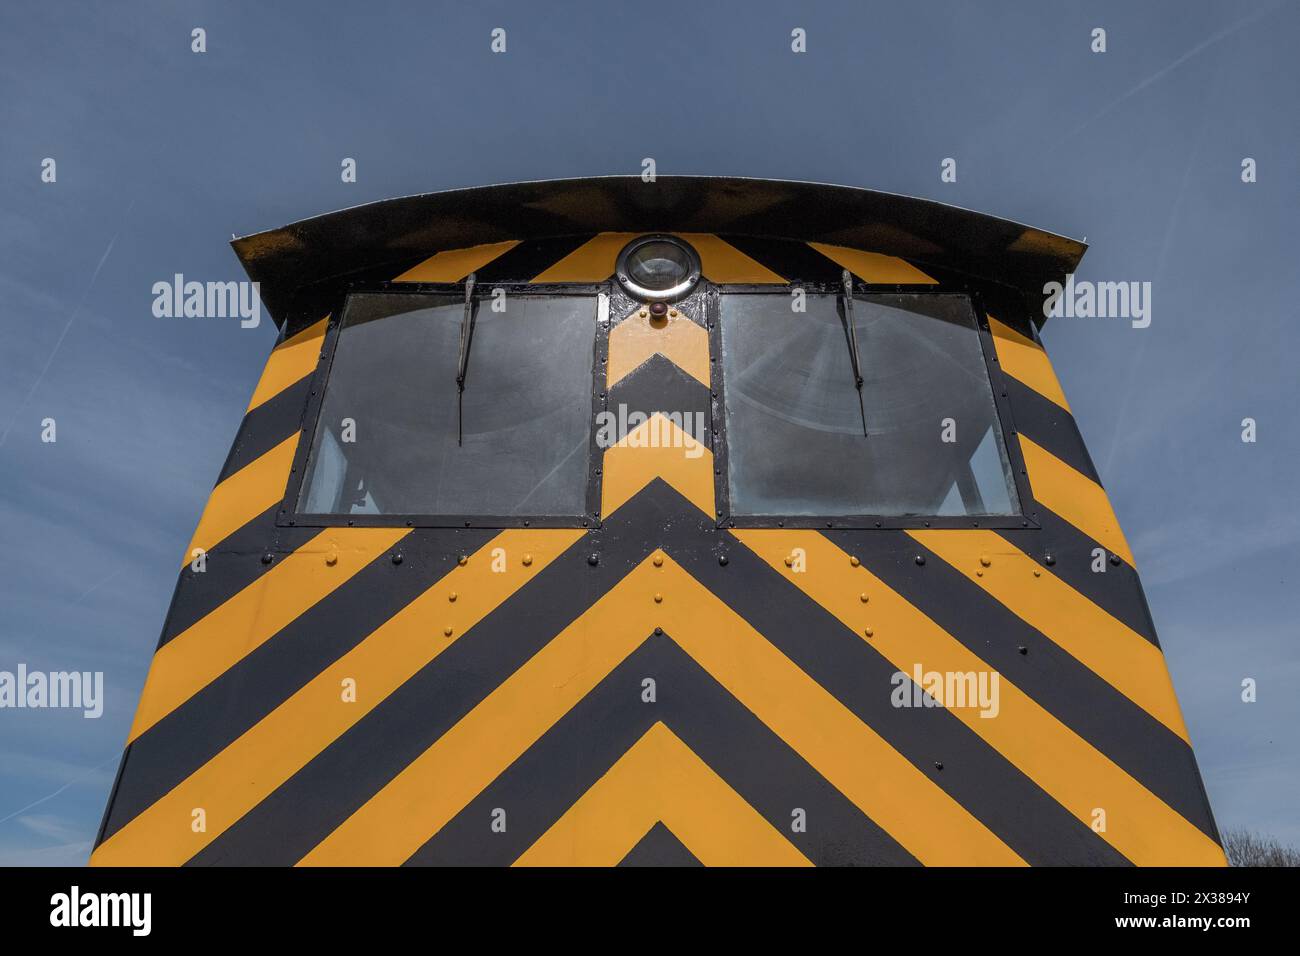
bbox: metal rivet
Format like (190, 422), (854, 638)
(1044, 554), (1056, 566)
(718, 554), (729, 566)
(934, 761), (944, 771)
(652, 554), (664, 567)
(1109, 553), (1121, 566)
(457, 555), (468, 566)
(325, 553), (338, 567)
(1032, 569), (1041, 578)
(864, 627), (874, 638)
(391, 553), (403, 565)
(654, 626), (663, 636)
(784, 556), (793, 568)
(915, 555), (926, 566)
(587, 553), (600, 566)
(976, 570), (983, 577)
(443, 626), (453, 637)
(979, 555), (991, 567)
(654, 593), (663, 604)
(448, 592), (457, 602)
(522, 554), (533, 567)
(849, 555), (860, 567)
(261, 552), (274, 565)
(1018, 645), (1028, 655)
(859, 593), (869, 603)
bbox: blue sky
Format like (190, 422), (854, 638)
(0, 0), (1296, 864)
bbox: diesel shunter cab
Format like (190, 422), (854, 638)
(94, 177), (1225, 867)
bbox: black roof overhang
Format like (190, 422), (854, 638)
(231, 176), (1086, 330)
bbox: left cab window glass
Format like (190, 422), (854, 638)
(298, 291), (597, 519)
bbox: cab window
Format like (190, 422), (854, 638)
(718, 292), (1020, 519)
(297, 291), (597, 520)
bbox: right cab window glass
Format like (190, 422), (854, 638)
(719, 292), (1020, 518)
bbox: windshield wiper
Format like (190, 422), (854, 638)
(841, 269), (868, 437)
(455, 272), (477, 446)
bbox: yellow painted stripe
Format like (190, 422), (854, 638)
(809, 243), (937, 284)
(137, 528), (408, 742)
(1021, 435), (1135, 566)
(392, 240), (520, 283)
(181, 434), (299, 567)
(601, 414), (715, 519)
(989, 316), (1070, 411)
(246, 318), (328, 412)
(606, 306), (710, 388)
(301, 557), (1020, 866)
(530, 233), (637, 282)
(909, 530), (1189, 742)
(676, 233), (785, 283)
(516, 723), (811, 866)
(91, 529), (581, 866)
(734, 530), (1225, 866)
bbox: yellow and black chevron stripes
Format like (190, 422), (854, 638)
(734, 529), (1224, 866)
(1020, 435), (1135, 567)
(99, 230), (1220, 867)
(92, 529), (581, 866)
(989, 316), (1069, 411)
(386, 233), (947, 288)
(985, 315), (1143, 638)
(601, 414), (714, 519)
(133, 528), (408, 742)
(985, 315), (1136, 565)
(299, 554), (1022, 867)
(245, 317), (328, 412)
(181, 318), (328, 567)
(182, 435), (298, 567)
(98, 478), (1220, 865)
(909, 530), (1184, 739)
(514, 722), (812, 867)
(606, 306), (710, 389)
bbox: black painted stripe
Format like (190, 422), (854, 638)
(217, 376), (312, 483)
(1003, 375), (1098, 482)
(619, 822), (702, 866)
(1000, 510), (1159, 645)
(472, 236), (595, 283)
(606, 354), (712, 447)
(682, 535), (1129, 865)
(846, 530), (1217, 842)
(406, 634), (916, 866)
(720, 236), (842, 284)
(185, 487), (702, 865)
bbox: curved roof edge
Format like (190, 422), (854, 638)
(231, 176), (1086, 325)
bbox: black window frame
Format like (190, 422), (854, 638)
(707, 281), (1038, 531)
(277, 281), (609, 530)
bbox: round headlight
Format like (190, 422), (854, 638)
(616, 235), (701, 301)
